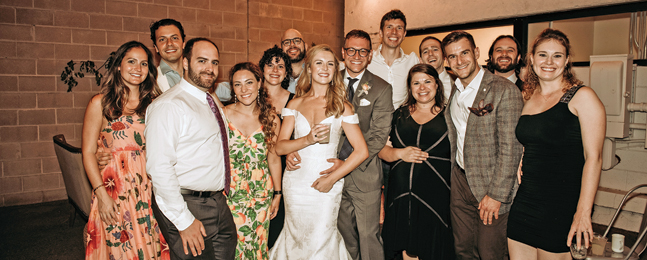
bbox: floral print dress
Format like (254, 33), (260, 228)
(226, 120), (274, 260)
(85, 114), (169, 260)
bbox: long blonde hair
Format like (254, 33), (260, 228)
(295, 44), (347, 118)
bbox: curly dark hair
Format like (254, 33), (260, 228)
(228, 62), (277, 150)
(523, 28), (583, 100)
(101, 41), (160, 121)
(402, 64), (445, 113)
(258, 45), (293, 90)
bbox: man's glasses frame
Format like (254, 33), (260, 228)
(344, 47), (370, 57)
(281, 37), (303, 47)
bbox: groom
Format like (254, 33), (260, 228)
(288, 29), (393, 260)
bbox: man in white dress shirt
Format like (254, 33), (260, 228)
(419, 36), (455, 103)
(367, 9), (420, 109)
(150, 19), (185, 92)
(146, 38), (236, 260)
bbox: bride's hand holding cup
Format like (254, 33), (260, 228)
(306, 124), (330, 145)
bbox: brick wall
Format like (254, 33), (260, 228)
(0, 0), (344, 207)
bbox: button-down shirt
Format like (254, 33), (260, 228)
(344, 69), (366, 93)
(287, 63), (304, 94)
(450, 67), (485, 169)
(157, 60), (182, 92)
(506, 73), (518, 84)
(438, 68), (453, 103)
(145, 79), (227, 231)
(367, 44), (419, 109)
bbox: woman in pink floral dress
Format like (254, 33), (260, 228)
(224, 62), (282, 260)
(82, 41), (168, 260)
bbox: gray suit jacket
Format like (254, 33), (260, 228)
(338, 70), (394, 192)
(444, 69), (523, 214)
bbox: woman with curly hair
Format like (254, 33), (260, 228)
(269, 44), (368, 259)
(224, 62), (282, 260)
(507, 28), (605, 259)
(81, 41), (168, 259)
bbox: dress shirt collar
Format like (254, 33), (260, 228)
(506, 73), (518, 84)
(455, 67), (485, 92)
(344, 69), (366, 90)
(178, 78), (209, 104)
(373, 44), (409, 64)
(159, 60), (176, 75)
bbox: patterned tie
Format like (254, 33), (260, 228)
(339, 77), (359, 160)
(206, 93), (231, 195)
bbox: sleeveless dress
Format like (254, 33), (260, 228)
(507, 85), (586, 253)
(382, 107), (454, 260)
(85, 114), (169, 260)
(268, 108), (357, 260)
(226, 119), (274, 260)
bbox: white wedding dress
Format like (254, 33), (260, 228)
(269, 108), (357, 260)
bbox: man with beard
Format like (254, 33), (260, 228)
(367, 9), (420, 109)
(419, 36), (455, 102)
(486, 35), (524, 91)
(150, 19), (185, 92)
(281, 28), (307, 93)
(146, 38), (236, 260)
(442, 31), (522, 260)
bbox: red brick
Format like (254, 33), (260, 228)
(0, 110), (18, 125)
(106, 1), (137, 16)
(210, 27), (235, 39)
(36, 59), (58, 75)
(16, 42), (55, 59)
(3, 191), (44, 206)
(196, 10), (222, 26)
(249, 15), (271, 29)
(236, 53), (248, 64)
(43, 188), (67, 201)
(71, 0), (105, 13)
(0, 126), (38, 143)
(19, 76), (56, 92)
(259, 28), (281, 43)
(223, 12), (247, 27)
(0, 6), (16, 23)
(249, 41), (271, 57)
(42, 156), (64, 173)
(292, 20), (312, 34)
(0, 76), (18, 91)
(247, 1), (259, 16)
(34, 0), (71, 10)
(183, 0), (209, 9)
(123, 17), (154, 33)
(169, 7), (197, 23)
(211, 0), (235, 12)
(303, 9), (322, 23)
(0, 59), (36, 75)
(16, 8), (54, 25)
(272, 0), (292, 5)
(89, 14), (122, 31)
(56, 108), (85, 124)
(0, 144), (20, 160)
(37, 93), (73, 108)
(20, 142), (56, 159)
(73, 124), (83, 140)
(247, 28), (260, 41)
(0, 41), (17, 58)
(293, 0), (312, 9)
(18, 109), (56, 125)
(35, 26), (71, 43)
(235, 0), (246, 13)
(90, 45), (116, 60)
(257, 3), (278, 18)
(0, 0), (32, 7)
(55, 44), (90, 60)
(138, 3), (167, 19)
(269, 18), (291, 31)
(23, 173), (60, 191)
(54, 11), (90, 28)
(222, 39), (246, 53)
(107, 31), (139, 46)
(73, 92), (94, 108)
(218, 52), (235, 66)
(154, 0), (181, 6)
(184, 23), (210, 38)
(0, 93), (37, 109)
(72, 29), (106, 45)
(234, 27), (245, 40)
(38, 124), (75, 142)
(0, 177), (22, 194)
(0, 24), (34, 41)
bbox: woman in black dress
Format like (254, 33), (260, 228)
(378, 64), (454, 260)
(507, 29), (605, 259)
(258, 45), (294, 248)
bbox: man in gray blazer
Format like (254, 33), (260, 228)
(442, 31), (523, 260)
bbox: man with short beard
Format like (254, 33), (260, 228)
(419, 36), (455, 103)
(150, 19), (185, 92)
(281, 28), (307, 93)
(146, 38), (236, 260)
(486, 35), (524, 91)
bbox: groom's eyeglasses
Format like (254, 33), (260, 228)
(344, 47), (370, 57)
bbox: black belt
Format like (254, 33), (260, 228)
(180, 189), (223, 198)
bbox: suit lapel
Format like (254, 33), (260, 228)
(352, 71), (371, 108)
(470, 69), (493, 108)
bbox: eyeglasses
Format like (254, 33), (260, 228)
(281, 37), (303, 47)
(344, 47), (370, 57)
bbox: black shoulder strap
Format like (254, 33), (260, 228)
(559, 85), (585, 103)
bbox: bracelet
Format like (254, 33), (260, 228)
(273, 190), (282, 196)
(92, 184), (104, 194)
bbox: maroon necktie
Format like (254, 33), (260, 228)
(206, 93), (230, 195)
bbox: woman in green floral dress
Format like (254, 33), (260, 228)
(224, 62), (283, 260)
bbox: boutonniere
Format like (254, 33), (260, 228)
(468, 99), (493, 116)
(358, 83), (371, 97)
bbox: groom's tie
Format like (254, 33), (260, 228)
(339, 77), (359, 160)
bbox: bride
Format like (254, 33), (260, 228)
(269, 44), (368, 259)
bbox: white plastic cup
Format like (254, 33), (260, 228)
(611, 233), (625, 253)
(318, 123), (331, 144)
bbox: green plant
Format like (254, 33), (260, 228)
(60, 52), (116, 92)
